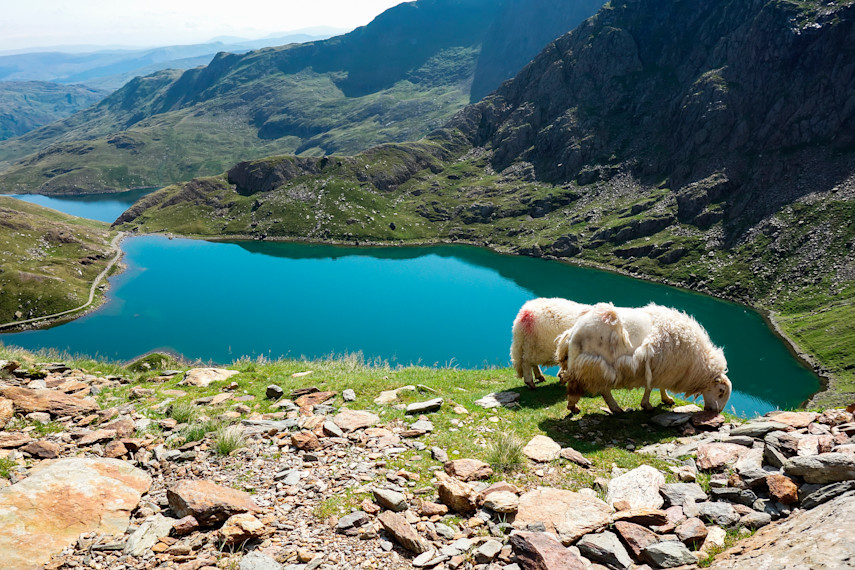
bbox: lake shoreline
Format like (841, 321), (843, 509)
(31, 228), (820, 406)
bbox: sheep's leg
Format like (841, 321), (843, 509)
(641, 388), (654, 410)
(659, 389), (675, 406)
(534, 365), (547, 384)
(602, 390), (625, 414)
(522, 366), (537, 389)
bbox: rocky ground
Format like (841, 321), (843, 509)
(0, 358), (854, 570)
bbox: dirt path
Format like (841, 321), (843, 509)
(0, 231), (125, 330)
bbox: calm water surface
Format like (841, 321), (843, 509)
(0, 195), (821, 416)
(9, 188), (155, 223)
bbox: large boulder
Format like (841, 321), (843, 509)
(708, 493), (855, 569)
(0, 386), (98, 416)
(784, 453), (855, 484)
(606, 465), (665, 509)
(167, 480), (260, 527)
(513, 487), (612, 544)
(0, 458), (150, 570)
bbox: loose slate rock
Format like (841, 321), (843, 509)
(377, 510), (429, 553)
(607, 465), (665, 510)
(697, 501), (740, 526)
(660, 482), (708, 508)
(697, 442), (748, 470)
(559, 446), (592, 467)
(332, 409), (379, 432)
(513, 487), (612, 544)
(125, 514), (175, 556)
(0, 386), (99, 416)
(180, 368), (238, 387)
(374, 488), (408, 512)
(445, 458), (493, 481)
(240, 551), (282, 570)
(406, 397), (443, 414)
(784, 452), (855, 484)
(474, 391), (520, 409)
(800, 480), (855, 510)
(0, 457), (151, 570)
(509, 531), (587, 570)
(523, 435), (562, 462)
(643, 541), (698, 568)
(614, 521), (660, 559)
(482, 491), (519, 514)
(707, 493), (855, 569)
(336, 511), (369, 535)
(167, 479), (260, 527)
(577, 531), (633, 569)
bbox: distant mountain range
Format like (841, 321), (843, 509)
(114, 0), (855, 406)
(0, 31), (344, 90)
(0, 0), (604, 195)
(0, 82), (107, 141)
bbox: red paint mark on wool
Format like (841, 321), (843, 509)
(518, 309), (536, 334)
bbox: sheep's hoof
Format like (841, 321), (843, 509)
(524, 382), (537, 390)
(535, 376), (546, 384)
(641, 403), (654, 411)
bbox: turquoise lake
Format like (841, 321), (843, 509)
(9, 188), (156, 223)
(0, 195), (821, 417)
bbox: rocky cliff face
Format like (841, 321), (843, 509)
(450, 0), (855, 229)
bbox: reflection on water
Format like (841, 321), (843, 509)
(1, 236), (820, 416)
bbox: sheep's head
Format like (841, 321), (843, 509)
(702, 373), (732, 412)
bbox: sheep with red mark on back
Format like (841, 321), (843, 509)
(510, 297), (589, 389)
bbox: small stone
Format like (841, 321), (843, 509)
(614, 521), (659, 559)
(336, 511), (369, 535)
(767, 411), (818, 428)
(607, 465), (665, 509)
(740, 511), (772, 529)
(660, 482), (708, 508)
(436, 472), (477, 513)
(167, 480), (260, 527)
(239, 551), (281, 570)
(576, 531), (633, 569)
(265, 385), (283, 400)
(21, 440), (61, 459)
(691, 410), (725, 429)
(474, 391), (520, 409)
(406, 398), (443, 414)
(342, 389), (356, 401)
(675, 517), (708, 546)
(696, 442), (748, 470)
(291, 430), (320, 451)
(482, 491), (519, 513)
(522, 435), (562, 462)
(509, 532), (587, 570)
(181, 368), (238, 387)
(559, 446), (592, 467)
(766, 474), (800, 505)
(373, 488), (408, 512)
(332, 409), (379, 432)
(172, 515), (199, 536)
(377, 510), (428, 553)
(699, 525), (727, 554)
(125, 514), (175, 555)
(650, 411), (693, 427)
(417, 499), (448, 517)
(431, 446), (449, 462)
(696, 501), (740, 526)
(730, 421), (790, 438)
(642, 541), (697, 568)
(444, 458), (493, 481)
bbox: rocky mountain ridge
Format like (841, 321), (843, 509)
(0, 0), (604, 194)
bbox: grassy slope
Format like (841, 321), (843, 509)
(0, 197), (113, 323)
(0, 50), (478, 194)
(0, 345), (700, 499)
(0, 82), (107, 141)
(115, 145), (855, 406)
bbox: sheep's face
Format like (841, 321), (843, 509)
(702, 374), (732, 412)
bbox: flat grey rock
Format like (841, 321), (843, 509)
(406, 398), (443, 414)
(643, 541), (697, 568)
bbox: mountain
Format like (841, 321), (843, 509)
(0, 197), (112, 324)
(0, 82), (107, 140)
(0, 0), (604, 195)
(0, 32), (342, 90)
(114, 0), (855, 405)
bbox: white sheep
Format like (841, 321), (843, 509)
(556, 302), (731, 414)
(510, 297), (588, 389)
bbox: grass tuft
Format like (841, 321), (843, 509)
(486, 431), (526, 473)
(214, 425), (247, 456)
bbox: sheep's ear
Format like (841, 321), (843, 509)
(600, 308), (619, 325)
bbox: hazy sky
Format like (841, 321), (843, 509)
(0, 0), (405, 52)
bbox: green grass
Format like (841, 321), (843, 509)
(168, 402), (199, 424)
(0, 197), (114, 324)
(214, 425), (247, 456)
(486, 431), (526, 473)
(0, 457), (18, 479)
